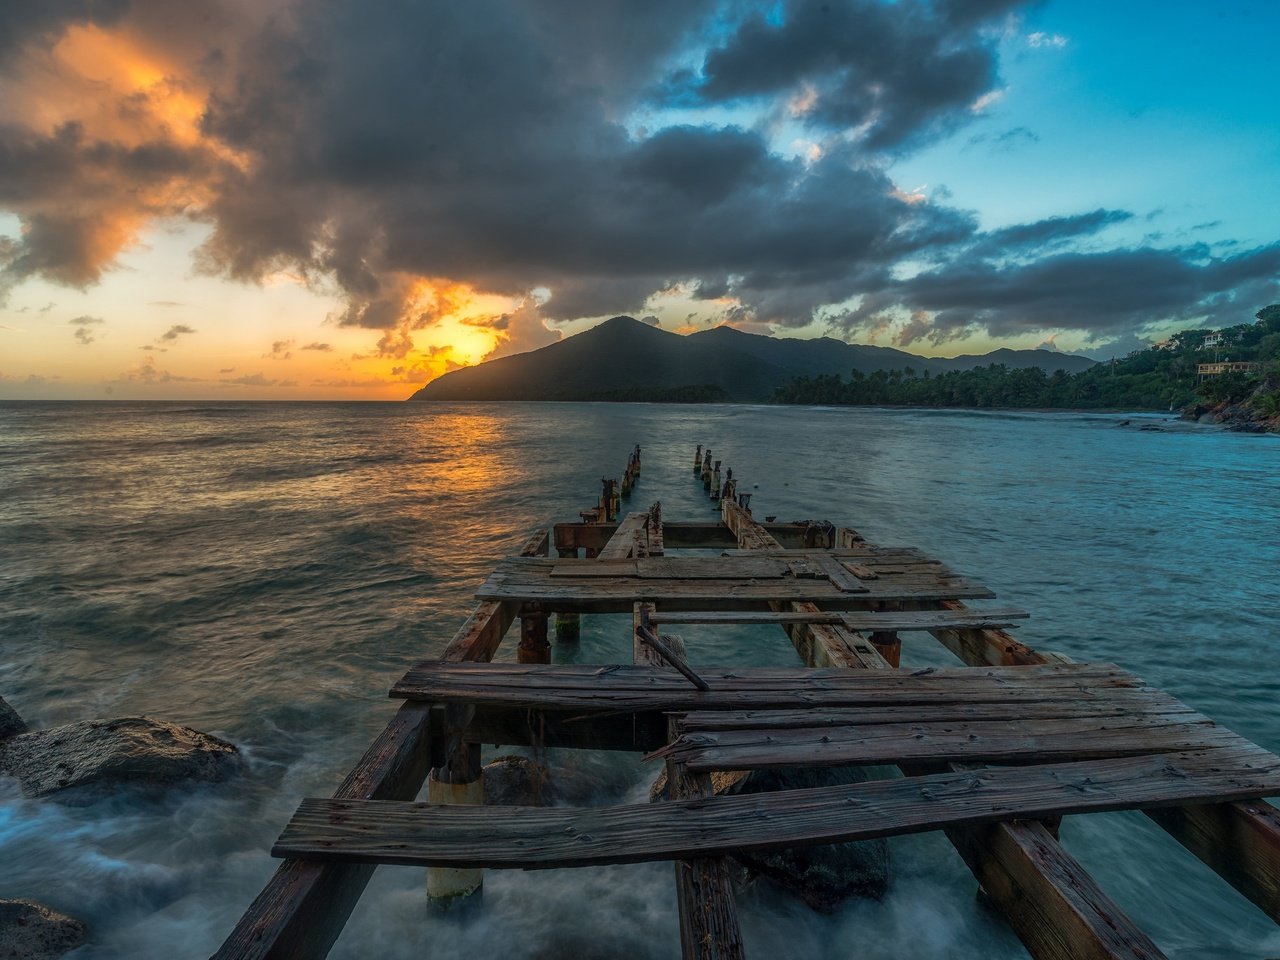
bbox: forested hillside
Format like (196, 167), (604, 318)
(775, 306), (1280, 423)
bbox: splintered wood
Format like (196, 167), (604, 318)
(227, 446), (1280, 960)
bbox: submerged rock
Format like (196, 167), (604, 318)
(481, 754), (598, 806)
(651, 764), (890, 911)
(734, 766), (890, 910)
(0, 716), (238, 798)
(0, 697), (25, 741)
(483, 755), (548, 805)
(0, 899), (86, 960)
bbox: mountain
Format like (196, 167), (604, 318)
(408, 316), (1096, 402)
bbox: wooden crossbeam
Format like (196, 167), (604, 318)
(723, 504), (1167, 960)
(597, 512), (651, 560)
(273, 745), (1280, 870)
(212, 527), (548, 960)
(648, 607), (1030, 631)
(390, 661), (1150, 712)
(662, 713), (1240, 772)
(632, 605), (743, 960)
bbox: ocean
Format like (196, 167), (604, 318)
(1, 400), (1277, 959)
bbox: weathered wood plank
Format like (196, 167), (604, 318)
(727, 506), (1163, 960)
(390, 661), (1151, 712)
(596, 512), (652, 560)
(212, 527), (550, 960)
(274, 745), (1280, 870)
(634, 618), (744, 960)
(907, 593), (1280, 923)
(947, 821), (1169, 960)
(665, 714), (1241, 772)
(554, 521), (818, 552)
(676, 694), (1193, 732)
(649, 608), (1029, 631)
(1146, 799), (1280, 921)
(213, 704), (434, 959)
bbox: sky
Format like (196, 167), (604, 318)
(1, 0), (1277, 400)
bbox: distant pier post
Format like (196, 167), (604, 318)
(711, 461), (722, 500)
(693, 445), (702, 474)
(518, 611), (551, 663)
(555, 548), (581, 642)
(426, 740), (483, 907)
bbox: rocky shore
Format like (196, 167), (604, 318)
(0, 695), (240, 957)
(1182, 398), (1280, 434)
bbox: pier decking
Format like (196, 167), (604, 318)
(216, 445), (1280, 960)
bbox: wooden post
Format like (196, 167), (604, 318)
(633, 444), (641, 475)
(722, 501), (1165, 960)
(426, 740), (483, 907)
(702, 451), (713, 490)
(868, 631), (901, 667)
(694, 444), (702, 474)
(554, 548), (581, 643)
(711, 461), (721, 500)
(634, 602), (744, 960)
(518, 612), (551, 664)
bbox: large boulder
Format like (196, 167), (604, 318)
(481, 755), (598, 806)
(651, 764), (890, 911)
(0, 900), (86, 960)
(483, 755), (547, 805)
(0, 716), (238, 798)
(733, 766), (890, 910)
(0, 698), (25, 741)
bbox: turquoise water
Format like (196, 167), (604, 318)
(0, 401), (1277, 958)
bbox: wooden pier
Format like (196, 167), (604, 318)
(216, 445), (1280, 960)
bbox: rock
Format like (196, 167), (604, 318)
(0, 716), (238, 798)
(0, 900), (86, 960)
(650, 764), (890, 910)
(483, 755), (548, 805)
(736, 767), (890, 910)
(481, 755), (599, 806)
(0, 697), (26, 741)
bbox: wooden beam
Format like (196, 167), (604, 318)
(212, 703), (434, 959)
(633, 608), (744, 960)
(274, 745), (1280, 870)
(664, 713), (1235, 772)
(649, 608), (1029, 631)
(725, 504), (1165, 960)
(598, 512), (651, 560)
(947, 821), (1168, 960)
(214, 527), (547, 959)
(909, 590), (1280, 923)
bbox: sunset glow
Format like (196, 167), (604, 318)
(2, 2), (1277, 398)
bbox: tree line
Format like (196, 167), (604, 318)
(774, 306), (1280, 414)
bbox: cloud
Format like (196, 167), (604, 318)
(264, 338), (293, 360)
(668, 0), (1023, 149)
(966, 125), (1039, 152)
(68, 313), (103, 344)
(220, 372), (294, 386)
(1027, 31), (1068, 49)
(838, 243), (1280, 347)
(473, 301), (563, 360)
(0, 0), (1272, 365)
(159, 323), (196, 342)
(116, 354), (200, 383)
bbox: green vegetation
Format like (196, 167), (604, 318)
(774, 306), (1280, 421)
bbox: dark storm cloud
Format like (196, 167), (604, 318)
(673, 0), (1022, 149)
(843, 243), (1280, 347)
(972, 208), (1134, 257)
(1, 0), (1274, 354)
(0, 121), (219, 293)
(0, 0), (129, 65)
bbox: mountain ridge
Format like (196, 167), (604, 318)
(409, 316), (1095, 402)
